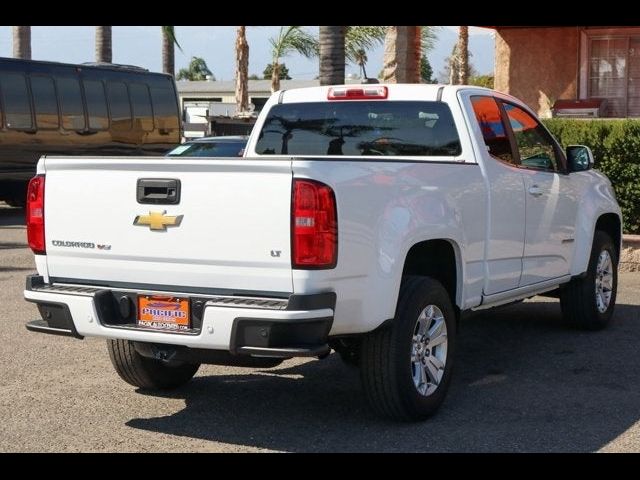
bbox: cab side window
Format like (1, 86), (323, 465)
(470, 95), (515, 166)
(501, 102), (559, 172)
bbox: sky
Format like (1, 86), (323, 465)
(0, 26), (495, 81)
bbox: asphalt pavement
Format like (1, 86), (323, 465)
(1, 202), (639, 452)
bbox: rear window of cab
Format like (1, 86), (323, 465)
(254, 101), (461, 157)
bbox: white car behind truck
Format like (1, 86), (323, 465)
(24, 84), (621, 420)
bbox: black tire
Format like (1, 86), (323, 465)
(107, 339), (200, 390)
(360, 276), (456, 421)
(560, 230), (618, 331)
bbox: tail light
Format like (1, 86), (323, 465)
(327, 86), (388, 100)
(292, 179), (337, 269)
(26, 175), (46, 254)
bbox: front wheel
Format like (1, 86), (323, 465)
(560, 230), (618, 330)
(360, 276), (456, 421)
(107, 339), (200, 390)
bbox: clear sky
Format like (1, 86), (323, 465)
(0, 26), (495, 81)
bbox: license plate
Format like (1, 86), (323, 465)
(138, 295), (190, 331)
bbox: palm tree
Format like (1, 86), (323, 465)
(12, 26), (31, 60)
(319, 26), (346, 86)
(269, 26), (318, 92)
(162, 26), (182, 77)
(344, 26), (386, 63)
(177, 57), (214, 81)
(235, 26), (250, 114)
(382, 26), (421, 83)
(355, 49), (368, 79)
(457, 26), (469, 85)
(95, 26), (112, 63)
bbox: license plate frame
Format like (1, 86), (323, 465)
(137, 295), (191, 331)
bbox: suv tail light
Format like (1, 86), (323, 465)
(26, 175), (46, 254)
(292, 179), (337, 269)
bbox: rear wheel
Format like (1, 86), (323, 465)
(560, 230), (618, 330)
(107, 339), (200, 390)
(360, 276), (456, 421)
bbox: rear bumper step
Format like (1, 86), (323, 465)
(26, 319), (83, 339)
(237, 345), (330, 358)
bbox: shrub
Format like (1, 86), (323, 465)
(543, 119), (640, 234)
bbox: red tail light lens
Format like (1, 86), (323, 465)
(327, 86), (388, 100)
(292, 179), (337, 269)
(26, 175), (46, 254)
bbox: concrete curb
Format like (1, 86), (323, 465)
(621, 235), (640, 272)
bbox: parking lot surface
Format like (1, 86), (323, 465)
(1, 202), (639, 452)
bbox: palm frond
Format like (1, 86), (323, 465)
(162, 25), (182, 52)
(345, 26), (386, 63)
(276, 26), (319, 60)
(421, 26), (440, 53)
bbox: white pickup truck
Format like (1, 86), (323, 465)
(24, 84), (621, 421)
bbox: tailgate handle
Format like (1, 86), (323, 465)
(137, 178), (181, 205)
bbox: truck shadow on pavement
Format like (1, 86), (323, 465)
(127, 299), (640, 452)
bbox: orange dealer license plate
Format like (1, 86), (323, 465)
(138, 295), (190, 331)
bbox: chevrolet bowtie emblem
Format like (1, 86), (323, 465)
(134, 211), (183, 231)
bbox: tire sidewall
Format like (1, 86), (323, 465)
(585, 231), (618, 323)
(393, 279), (457, 417)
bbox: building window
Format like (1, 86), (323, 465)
(588, 36), (640, 117)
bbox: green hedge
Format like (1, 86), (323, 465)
(543, 119), (640, 234)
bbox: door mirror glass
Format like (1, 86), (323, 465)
(566, 145), (594, 172)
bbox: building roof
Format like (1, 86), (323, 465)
(177, 79), (319, 95)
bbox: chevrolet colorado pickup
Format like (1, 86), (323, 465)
(23, 84), (621, 421)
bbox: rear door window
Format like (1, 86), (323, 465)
(56, 76), (86, 131)
(31, 75), (59, 129)
(150, 86), (179, 131)
(107, 81), (132, 130)
(254, 101), (461, 157)
(83, 80), (109, 130)
(129, 83), (154, 132)
(0, 72), (33, 130)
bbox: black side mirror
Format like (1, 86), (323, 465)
(566, 145), (594, 172)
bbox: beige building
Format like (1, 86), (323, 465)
(490, 26), (640, 118)
(176, 79), (319, 117)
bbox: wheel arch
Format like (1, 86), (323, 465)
(400, 238), (463, 310)
(572, 210), (622, 276)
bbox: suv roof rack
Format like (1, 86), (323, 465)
(81, 62), (149, 72)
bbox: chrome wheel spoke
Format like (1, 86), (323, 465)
(594, 249), (614, 313)
(430, 332), (447, 347)
(410, 304), (448, 398)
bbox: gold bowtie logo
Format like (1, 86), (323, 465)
(134, 211), (183, 231)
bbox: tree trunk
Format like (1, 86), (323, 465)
(12, 26), (31, 60)
(457, 26), (469, 85)
(162, 27), (175, 77)
(319, 26), (346, 86)
(235, 26), (250, 114)
(271, 62), (280, 93)
(95, 26), (112, 63)
(382, 26), (421, 83)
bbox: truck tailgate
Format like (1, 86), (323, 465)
(42, 157), (293, 294)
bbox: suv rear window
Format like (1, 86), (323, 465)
(255, 101), (461, 157)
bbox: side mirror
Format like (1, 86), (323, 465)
(566, 145), (594, 173)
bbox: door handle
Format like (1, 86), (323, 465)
(528, 185), (544, 197)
